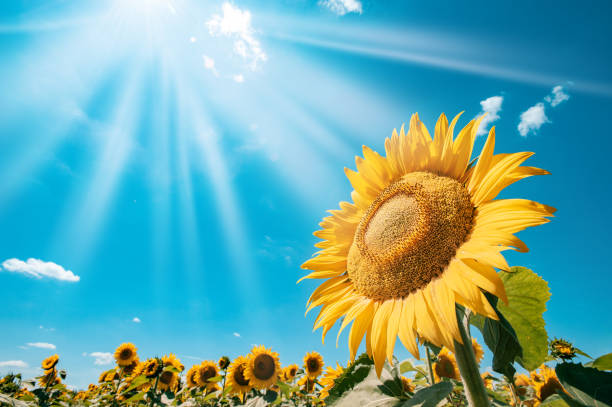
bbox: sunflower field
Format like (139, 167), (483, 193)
(2, 115), (611, 407)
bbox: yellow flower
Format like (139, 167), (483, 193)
(319, 363), (344, 399)
(401, 376), (415, 393)
(158, 370), (179, 392)
(226, 356), (251, 395)
(304, 351), (324, 379)
(38, 370), (58, 387)
(514, 373), (530, 397)
(196, 361), (219, 389)
(143, 358), (161, 378)
(433, 347), (460, 381)
(124, 357), (140, 376)
(298, 375), (316, 393)
(114, 343), (138, 367)
(531, 365), (566, 406)
(245, 346), (281, 390)
(472, 338), (484, 365)
(41, 354), (59, 370)
(162, 354), (184, 372)
(481, 372), (494, 390)
(186, 365), (199, 388)
(218, 356), (231, 370)
(301, 113), (555, 376)
(283, 364), (299, 382)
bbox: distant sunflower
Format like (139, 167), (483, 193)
(303, 352), (324, 379)
(124, 357), (140, 376)
(481, 372), (494, 390)
(186, 365), (199, 388)
(218, 356), (231, 370)
(433, 347), (460, 381)
(162, 354), (184, 372)
(301, 113), (555, 376)
(401, 376), (415, 393)
(158, 370), (179, 392)
(39, 370), (57, 387)
(298, 376), (316, 393)
(531, 365), (566, 406)
(41, 355), (59, 370)
(226, 356), (251, 395)
(114, 343), (138, 367)
(196, 361), (218, 389)
(319, 363), (344, 399)
(143, 359), (161, 378)
(244, 346), (281, 390)
(472, 338), (484, 364)
(514, 373), (531, 397)
(284, 364), (299, 382)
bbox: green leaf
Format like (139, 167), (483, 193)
(585, 354), (612, 371)
(541, 394), (572, 407)
(208, 375), (223, 383)
(475, 292), (521, 379)
(126, 391), (146, 402)
(325, 353), (374, 403)
(497, 266), (551, 371)
(574, 348), (593, 360)
(397, 381), (454, 407)
(124, 375), (149, 392)
(556, 362), (612, 407)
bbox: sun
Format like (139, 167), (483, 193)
(300, 113), (555, 376)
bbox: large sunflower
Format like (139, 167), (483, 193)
(226, 356), (251, 395)
(41, 354), (59, 370)
(196, 361), (219, 389)
(301, 113), (554, 376)
(244, 346), (281, 390)
(114, 343), (138, 367)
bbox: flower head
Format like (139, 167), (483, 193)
(303, 351), (324, 379)
(244, 346), (281, 390)
(114, 343), (138, 367)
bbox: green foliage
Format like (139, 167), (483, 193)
(325, 353), (374, 403)
(396, 382), (453, 407)
(498, 266), (551, 371)
(556, 362), (612, 407)
(585, 353), (612, 371)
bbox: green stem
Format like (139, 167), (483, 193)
(453, 307), (490, 407)
(149, 374), (160, 407)
(425, 347), (435, 385)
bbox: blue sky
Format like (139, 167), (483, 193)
(1, 0), (611, 389)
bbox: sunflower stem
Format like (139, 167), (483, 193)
(453, 307), (490, 407)
(425, 347), (435, 385)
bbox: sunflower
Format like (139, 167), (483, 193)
(196, 361), (219, 389)
(319, 363), (344, 399)
(472, 338), (484, 364)
(284, 364), (299, 382)
(514, 373), (531, 397)
(114, 343), (138, 367)
(303, 351), (324, 379)
(41, 354), (59, 370)
(298, 376), (316, 393)
(481, 372), (494, 390)
(433, 347), (460, 381)
(123, 357), (140, 376)
(401, 376), (415, 393)
(39, 370), (57, 387)
(218, 356), (231, 370)
(158, 370), (179, 392)
(549, 338), (576, 360)
(226, 356), (251, 395)
(162, 354), (184, 372)
(186, 365), (199, 388)
(531, 365), (566, 406)
(143, 358), (161, 378)
(245, 346), (281, 390)
(301, 113), (555, 376)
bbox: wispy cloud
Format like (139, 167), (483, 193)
(475, 95), (503, 136)
(1, 258), (79, 282)
(203, 55), (219, 77)
(233, 332), (241, 338)
(545, 85), (570, 107)
(26, 342), (56, 350)
(233, 74), (244, 83)
(132, 317), (141, 323)
(206, 2), (267, 70)
(0, 360), (28, 368)
(518, 103), (548, 137)
(86, 352), (113, 366)
(319, 0), (363, 15)
(518, 85), (570, 137)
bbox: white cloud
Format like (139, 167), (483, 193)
(1, 258), (79, 282)
(319, 0), (363, 15)
(189, 36), (197, 43)
(26, 342), (56, 350)
(545, 85), (570, 107)
(475, 95), (503, 136)
(233, 332), (241, 338)
(203, 55), (219, 77)
(132, 317), (141, 323)
(518, 102), (549, 137)
(86, 352), (113, 366)
(0, 360), (28, 368)
(233, 74), (244, 83)
(206, 3), (267, 70)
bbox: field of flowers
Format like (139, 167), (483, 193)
(2, 115), (612, 406)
